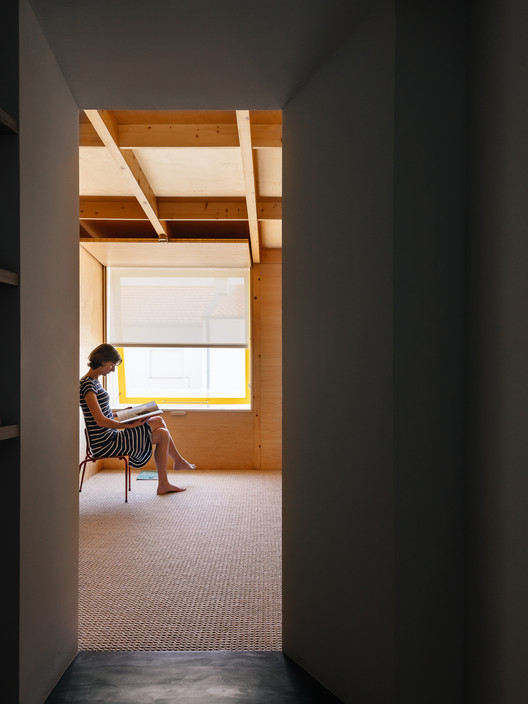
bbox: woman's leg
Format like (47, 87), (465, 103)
(148, 416), (196, 470)
(150, 425), (186, 494)
(168, 434), (196, 470)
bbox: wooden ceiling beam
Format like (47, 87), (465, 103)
(119, 123), (240, 148)
(257, 197), (282, 221)
(113, 110), (238, 125)
(80, 197), (282, 221)
(158, 199), (247, 220)
(236, 110), (260, 263)
(251, 124), (282, 148)
(80, 198), (146, 220)
(80, 237), (249, 244)
(80, 120), (281, 148)
(83, 109), (169, 241)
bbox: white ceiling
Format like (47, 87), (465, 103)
(28, 0), (372, 109)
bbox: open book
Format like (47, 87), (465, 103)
(114, 402), (163, 424)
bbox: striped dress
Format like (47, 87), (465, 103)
(80, 376), (153, 468)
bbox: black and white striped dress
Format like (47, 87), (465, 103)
(80, 376), (153, 468)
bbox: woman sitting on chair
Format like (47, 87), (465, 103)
(80, 343), (195, 495)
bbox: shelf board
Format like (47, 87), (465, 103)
(0, 269), (18, 285)
(0, 425), (19, 441)
(0, 108), (18, 134)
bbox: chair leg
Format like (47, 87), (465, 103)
(79, 460), (88, 492)
(123, 457), (130, 502)
(79, 454), (131, 502)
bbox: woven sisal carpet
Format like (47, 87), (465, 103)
(79, 470), (282, 651)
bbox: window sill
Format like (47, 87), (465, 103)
(166, 407), (252, 413)
(112, 405), (252, 414)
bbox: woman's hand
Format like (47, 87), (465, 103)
(121, 417), (148, 428)
(113, 406), (132, 420)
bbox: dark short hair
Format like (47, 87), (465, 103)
(88, 344), (122, 369)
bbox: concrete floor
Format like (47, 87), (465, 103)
(45, 651), (344, 703)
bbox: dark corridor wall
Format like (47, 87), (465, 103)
(467, 0), (528, 701)
(393, 1), (467, 700)
(283, 3), (396, 702)
(283, 1), (467, 702)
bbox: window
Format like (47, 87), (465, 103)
(106, 267), (251, 410)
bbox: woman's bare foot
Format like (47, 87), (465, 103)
(157, 483), (186, 495)
(173, 459), (196, 470)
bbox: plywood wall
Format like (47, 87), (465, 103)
(79, 246), (104, 476)
(80, 246), (104, 370)
(259, 253), (282, 470)
(82, 252), (282, 471)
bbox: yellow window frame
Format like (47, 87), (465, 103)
(116, 346), (251, 406)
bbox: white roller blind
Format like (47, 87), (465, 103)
(107, 267), (250, 348)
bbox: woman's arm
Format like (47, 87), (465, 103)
(84, 391), (146, 429)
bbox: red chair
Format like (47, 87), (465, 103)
(79, 428), (131, 502)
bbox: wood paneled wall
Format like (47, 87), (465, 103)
(259, 252), (282, 470)
(79, 246), (104, 477)
(80, 249), (282, 471)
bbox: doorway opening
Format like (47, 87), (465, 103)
(78, 109), (282, 651)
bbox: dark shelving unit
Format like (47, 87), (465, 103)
(0, 107), (18, 134)
(0, 267), (19, 285)
(1, 5), (21, 696)
(1, 105), (20, 444)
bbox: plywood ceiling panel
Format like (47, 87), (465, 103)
(260, 221), (282, 249)
(134, 148), (246, 197)
(255, 149), (282, 197)
(80, 147), (136, 196)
